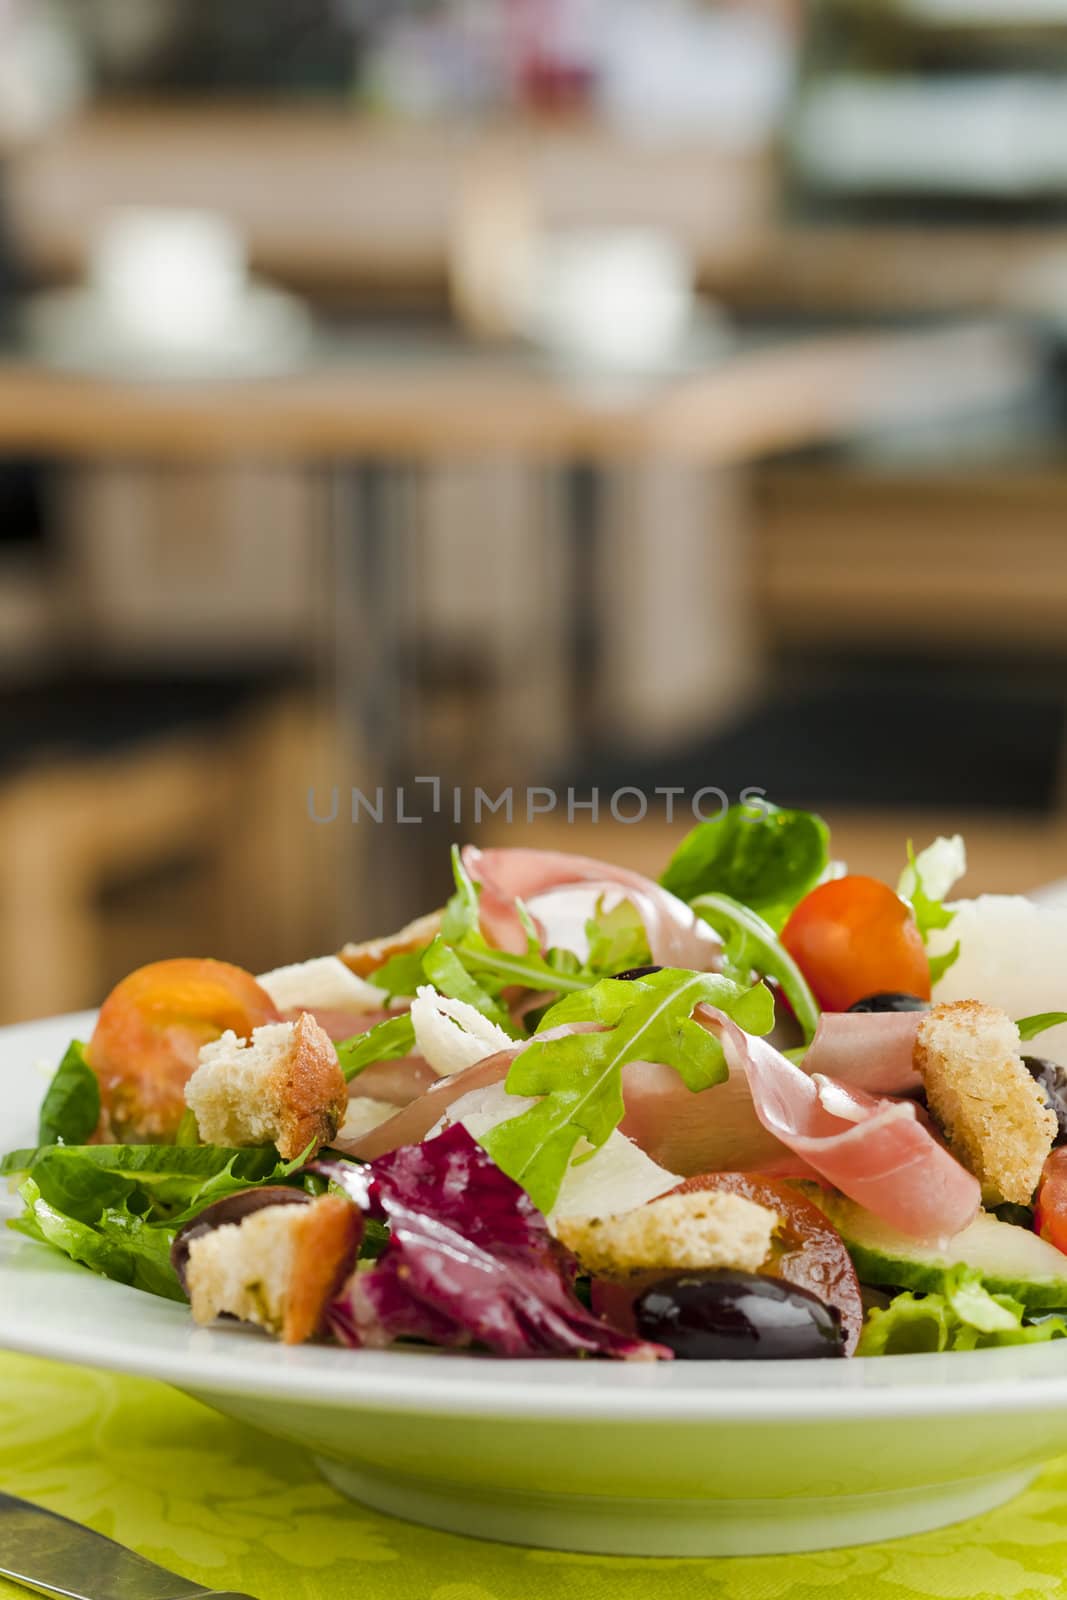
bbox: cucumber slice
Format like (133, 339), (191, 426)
(813, 1193), (1067, 1310)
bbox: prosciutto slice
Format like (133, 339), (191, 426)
(334, 1047), (530, 1160)
(803, 1011), (923, 1098)
(285, 1005), (399, 1043)
(462, 845), (722, 970)
(696, 1007), (979, 1242)
(620, 1008), (926, 1177)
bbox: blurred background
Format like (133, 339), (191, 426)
(2, 0), (1067, 1021)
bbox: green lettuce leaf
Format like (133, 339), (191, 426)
(12, 1178), (185, 1301)
(659, 801), (829, 931)
(2, 1142), (306, 1225)
(1017, 1013), (1067, 1044)
(690, 891), (820, 1044)
(37, 1040), (100, 1146)
(481, 968), (774, 1214)
(5, 1141), (315, 1302)
(857, 1265), (1067, 1356)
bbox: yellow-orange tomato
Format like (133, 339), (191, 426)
(781, 875), (931, 1013)
(87, 958), (279, 1143)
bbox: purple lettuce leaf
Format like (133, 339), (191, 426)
(315, 1126), (666, 1361)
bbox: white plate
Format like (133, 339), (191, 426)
(3, 1011), (1067, 1556)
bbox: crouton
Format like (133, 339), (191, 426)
(339, 910), (444, 978)
(555, 1190), (778, 1280)
(915, 1000), (1057, 1206)
(185, 1194), (361, 1344)
(185, 1011), (347, 1160)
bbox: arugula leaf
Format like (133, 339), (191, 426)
(422, 936), (521, 1038)
(857, 1265), (1067, 1356)
(441, 843), (482, 943)
(691, 892), (820, 1044)
(371, 947), (426, 998)
(336, 1014), (416, 1081)
(37, 1041), (100, 1146)
(1017, 1012), (1067, 1043)
(898, 836), (965, 985)
(481, 969), (774, 1213)
(12, 1178), (185, 1301)
(660, 801), (829, 931)
(928, 944), (961, 986)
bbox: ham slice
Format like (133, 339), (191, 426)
(350, 1056), (437, 1106)
(696, 1006), (979, 1242)
(620, 1008), (926, 1177)
(333, 1049), (516, 1160)
(285, 1005), (400, 1044)
(803, 1011), (923, 1098)
(462, 845), (722, 970)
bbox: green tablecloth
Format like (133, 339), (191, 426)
(2, 1351), (1066, 1600)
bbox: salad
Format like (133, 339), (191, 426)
(7, 799), (1067, 1363)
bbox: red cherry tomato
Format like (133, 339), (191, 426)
(87, 958), (280, 1143)
(1035, 1148), (1067, 1256)
(781, 875), (930, 1013)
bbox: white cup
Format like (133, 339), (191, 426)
(90, 208), (247, 351)
(525, 228), (692, 372)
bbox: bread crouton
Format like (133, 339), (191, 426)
(339, 910), (444, 978)
(185, 1194), (360, 1344)
(555, 1190), (778, 1280)
(185, 1011), (347, 1160)
(915, 1000), (1057, 1206)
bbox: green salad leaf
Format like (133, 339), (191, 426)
(336, 1013), (417, 1082)
(857, 1266), (1067, 1356)
(341, 851), (655, 1078)
(1017, 1012), (1067, 1044)
(11, 1179), (186, 1301)
(898, 836), (965, 985)
(4, 1141), (314, 1300)
(691, 891), (820, 1044)
(2, 1142), (307, 1224)
(36, 1040), (100, 1147)
(660, 801), (829, 931)
(481, 968), (774, 1214)
(421, 936), (520, 1037)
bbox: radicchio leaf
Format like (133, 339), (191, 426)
(315, 1126), (667, 1361)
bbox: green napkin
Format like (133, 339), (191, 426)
(1, 1351), (1065, 1600)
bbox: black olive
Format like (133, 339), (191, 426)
(612, 965), (663, 982)
(634, 1270), (846, 1360)
(1023, 1056), (1067, 1144)
(847, 993), (930, 1014)
(171, 1186), (310, 1291)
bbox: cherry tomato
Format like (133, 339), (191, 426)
(1035, 1148), (1067, 1256)
(87, 958), (280, 1143)
(671, 1173), (864, 1355)
(590, 1173), (864, 1356)
(781, 875), (930, 1013)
